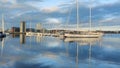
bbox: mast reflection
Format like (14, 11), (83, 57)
(88, 42), (92, 68)
(0, 38), (4, 56)
(65, 42), (69, 56)
(36, 36), (42, 43)
(76, 43), (79, 68)
(75, 40), (93, 68)
(0, 38), (3, 41)
(64, 37), (101, 68)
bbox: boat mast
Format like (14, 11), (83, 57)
(76, 0), (79, 29)
(89, 0), (92, 31)
(2, 14), (5, 34)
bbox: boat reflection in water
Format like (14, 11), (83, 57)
(64, 37), (101, 45)
(36, 36), (42, 43)
(0, 38), (3, 41)
(0, 34), (119, 68)
(64, 37), (102, 68)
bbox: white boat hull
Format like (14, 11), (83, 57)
(26, 32), (43, 37)
(64, 32), (103, 38)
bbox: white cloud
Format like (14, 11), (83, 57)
(45, 18), (62, 24)
(95, 0), (119, 5)
(47, 41), (61, 47)
(40, 5), (68, 14)
(0, 0), (120, 29)
(81, 0), (120, 8)
(0, 0), (17, 4)
(41, 6), (59, 13)
(99, 17), (115, 23)
(10, 11), (36, 19)
(99, 14), (120, 23)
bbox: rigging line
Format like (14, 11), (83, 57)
(89, 0), (92, 31)
(89, 0), (94, 31)
(66, 0), (74, 29)
(76, 0), (79, 29)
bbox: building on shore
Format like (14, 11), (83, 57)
(36, 23), (43, 32)
(20, 21), (26, 33)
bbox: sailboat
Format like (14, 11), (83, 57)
(0, 14), (6, 38)
(64, 0), (103, 38)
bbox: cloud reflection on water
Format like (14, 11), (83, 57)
(0, 35), (120, 68)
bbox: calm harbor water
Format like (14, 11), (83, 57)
(0, 34), (120, 68)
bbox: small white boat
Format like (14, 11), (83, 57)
(26, 32), (34, 36)
(26, 32), (43, 37)
(34, 33), (43, 36)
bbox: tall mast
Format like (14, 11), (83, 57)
(76, 0), (79, 29)
(89, 0), (92, 31)
(2, 14), (5, 33)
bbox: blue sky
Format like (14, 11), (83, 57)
(0, 0), (120, 30)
